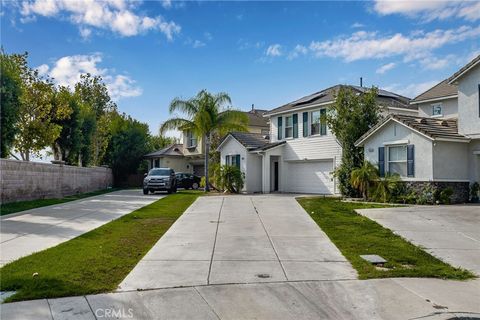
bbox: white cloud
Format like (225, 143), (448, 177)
(35, 63), (50, 76)
(384, 80), (440, 98)
(308, 25), (480, 62)
(373, 0), (480, 22)
(266, 44), (282, 57)
(79, 26), (92, 40)
(161, 0), (172, 9)
(19, 0), (181, 39)
(192, 40), (205, 48)
(376, 62), (396, 74)
(44, 54), (142, 100)
(288, 44), (308, 60)
(351, 22), (364, 28)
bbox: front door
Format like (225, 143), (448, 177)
(274, 161), (279, 191)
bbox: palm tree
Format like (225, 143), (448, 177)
(350, 161), (378, 199)
(373, 172), (401, 203)
(160, 90), (248, 192)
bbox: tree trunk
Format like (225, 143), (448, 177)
(204, 133), (210, 192)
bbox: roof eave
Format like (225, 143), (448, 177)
(410, 94), (458, 105)
(448, 59), (480, 84)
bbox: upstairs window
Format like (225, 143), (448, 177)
(285, 116), (293, 138)
(186, 131), (197, 148)
(432, 103), (442, 116)
(311, 109), (327, 135)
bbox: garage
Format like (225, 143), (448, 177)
(284, 160), (335, 194)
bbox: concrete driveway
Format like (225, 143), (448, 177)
(357, 204), (480, 275)
(119, 195), (356, 290)
(0, 190), (164, 265)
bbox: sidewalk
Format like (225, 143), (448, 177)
(0, 190), (164, 266)
(2, 278), (479, 320)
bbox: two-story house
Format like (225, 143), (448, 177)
(217, 85), (417, 194)
(144, 107), (269, 176)
(355, 55), (480, 203)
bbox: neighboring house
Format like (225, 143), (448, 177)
(218, 84), (416, 194)
(355, 55), (480, 203)
(145, 108), (269, 175)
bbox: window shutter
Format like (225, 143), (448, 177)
(407, 145), (415, 177)
(235, 155), (241, 169)
(320, 109), (327, 135)
(378, 147), (385, 177)
(302, 112), (308, 137)
(277, 117), (283, 140)
(293, 114), (298, 138)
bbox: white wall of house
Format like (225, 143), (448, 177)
(417, 97), (458, 119)
(363, 121), (434, 180)
(432, 141), (470, 181)
(261, 146), (284, 193)
(457, 64), (480, 138)
(468, 139), (480, 183)
(219, 137), (248, 191)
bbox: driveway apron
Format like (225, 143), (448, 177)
(0, 190), (164, 265)
(119, 195), (356, 291)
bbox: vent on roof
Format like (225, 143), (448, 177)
(173, 148), (180, 152)
(416, 118), (428, 124)
(440, 120), (449, 127)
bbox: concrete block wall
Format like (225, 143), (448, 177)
(0, 159), (113, 204)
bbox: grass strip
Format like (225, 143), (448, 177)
(0, 191), (201, 302)
(1, 188), (120, 216)
(297, 197), (475, 280)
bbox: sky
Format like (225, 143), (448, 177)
(2, 0), (480, 136)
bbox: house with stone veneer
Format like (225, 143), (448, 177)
(217, 84), (417, 194)
(355, 55), (480, 203)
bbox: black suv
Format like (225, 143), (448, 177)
(176, 172), (201, 190)
(143, 168), (177, 194)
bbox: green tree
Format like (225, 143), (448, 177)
(350, 161), (378, 199)
(0, 51), (23, 158)
(104, 112), (151, 184)
(51, 87), (84, 164)
(160, 90), (248, 192)
(372, 172), (401, 203)
(14, 60), (71, 161)
(148, 135), (177, 152)
(327, 86), (382, 196)
(75, 74), (116, 166)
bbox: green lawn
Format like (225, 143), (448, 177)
(297, 197), (475, 280)
(0, 188), (119, 216)
(0, 191), (201, 302)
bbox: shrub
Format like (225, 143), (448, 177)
(391, 183), (416, 204)
(416, 184), (435, 205)
(213, 165), (244, 193)
(371, 172), (401, 203)
(350, 161), (378, 199)
(471, 182), (480, 203)
(438, 187), (454, 204)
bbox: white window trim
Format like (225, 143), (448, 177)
(431, 103), (443, 117)
(310, 109), (327, 136)
(186, 131), (197, 148)
(284, 115), (294, 139)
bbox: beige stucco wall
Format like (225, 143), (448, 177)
(0, 159), (113, 204)
(417, 97), (458, 119)
(432, 141), (470, 181)
(458, 64), (480, 137)
(147, 156), (192, 174)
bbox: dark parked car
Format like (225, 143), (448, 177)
(175, 172), (201, 190)
(143, 168), (177, 194)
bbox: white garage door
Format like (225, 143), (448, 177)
(285, 161), (334, 194)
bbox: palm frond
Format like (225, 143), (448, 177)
(169, 98), (199, 117)
(217, 109), (249, 132)
(159, 118), (195, 135)
(213, 92), (232, 108)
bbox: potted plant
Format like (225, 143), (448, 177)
(471, 182), (479, 203)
